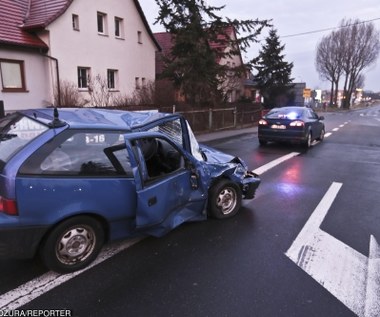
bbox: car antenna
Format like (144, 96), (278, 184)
(48, 107), (66, 128)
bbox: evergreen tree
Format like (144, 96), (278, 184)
(253, 28), (294, 108)
(154, 0), (270, 106)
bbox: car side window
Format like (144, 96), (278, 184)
(19, 131), (133, 177)
(132, 137), (185, 183)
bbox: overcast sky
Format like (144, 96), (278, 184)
(139, 0), (380, 92)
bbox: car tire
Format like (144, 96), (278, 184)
(303, 132), (312, 148)
(40, 216), (105, 273)
(259, 139), (267, 146)
(316, 128), (325, 141)
(208, 179), (242, 219)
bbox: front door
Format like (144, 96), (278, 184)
(124, 133), (209, 237)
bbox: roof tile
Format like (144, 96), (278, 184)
(0, 0), (48, 49)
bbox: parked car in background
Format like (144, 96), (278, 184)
(258, 106), (325, 148)
(0, 108), (260, 273)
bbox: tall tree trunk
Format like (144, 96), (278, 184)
(329, 81), (334, 106)
(333, 81), (339, 106)
(341, 74), (349, 108)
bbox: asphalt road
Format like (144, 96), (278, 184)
(1, 104), (379, 317)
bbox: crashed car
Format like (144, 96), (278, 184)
(0, 108), (260, 273)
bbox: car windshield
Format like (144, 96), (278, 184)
(266, 108), (304, 120)
(146, 117), (204, 161)
(186, 120), (203, 161)
(0, 113), (48, 170)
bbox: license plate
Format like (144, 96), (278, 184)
(271, 124), (286, 129)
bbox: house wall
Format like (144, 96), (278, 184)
(44, 0), (157, 103)
(0, 47), (52, 112)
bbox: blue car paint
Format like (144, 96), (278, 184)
(0, 108), (260, 260)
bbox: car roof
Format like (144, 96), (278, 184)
(269, 106), (306, 112)
(20, 108), (180, 130)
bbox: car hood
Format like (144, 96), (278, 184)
(200, 144), (235, 163)
(199, 144), (248, 174)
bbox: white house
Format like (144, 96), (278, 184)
(0, 0), (160, 112)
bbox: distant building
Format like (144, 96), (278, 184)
(154, 26), (247, 104)
(291, 82), (306, 107)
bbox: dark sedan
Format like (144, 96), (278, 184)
(258, 106), (325, 148)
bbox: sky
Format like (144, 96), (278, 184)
(139, 0), (380, 92)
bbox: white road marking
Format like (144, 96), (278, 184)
(332, 128), (339, 131)
(252, 152), (300, 175)
(0, 238), (142, 310)
(339, 124), (345, 128)
(325, 132), (332, 138)
(286, 182), (380, 317)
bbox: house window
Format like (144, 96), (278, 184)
(135, 77), (140, 89)
(78, 67), (90, 89)
(72, 14), (79, 30)
(0, 59), (26, 92)
(114, 17), (124, 38)
(137, 31), (142, 44)
(141, 77), (146, 88)
(97, 12), (107, 35)
(107, 69), (118, 90)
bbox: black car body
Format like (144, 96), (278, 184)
(258, 106), (325, 148)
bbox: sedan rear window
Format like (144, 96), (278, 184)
(0, 114), (48, 169)
(266, 108), (304, 120)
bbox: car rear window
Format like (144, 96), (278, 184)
(0, 113), (48, 170)
(19, 130), (133, 177)
(266, 108), (304, 120)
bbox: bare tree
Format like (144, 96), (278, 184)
(316, 19), (380, 108)
(88, 74), (113, 107)
(54, 80), (87, 107)
(132, 80), (156, 105)
(340, 19), (380, 108)
(315, 32), (344, 106)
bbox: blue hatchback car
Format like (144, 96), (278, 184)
(0, 108), (260, 273)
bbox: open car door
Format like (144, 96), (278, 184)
(124, 132), (209, 237)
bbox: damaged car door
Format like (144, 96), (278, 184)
(124, 132), (209, 237)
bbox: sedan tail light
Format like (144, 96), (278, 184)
(0, 196), (18, 216)
(289, 120), (305, 127)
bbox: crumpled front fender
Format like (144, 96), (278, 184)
(201, 155), (260, 200)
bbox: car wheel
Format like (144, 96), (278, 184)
(208, 179), (242, 219)
(259, 139), (267, 146)
(317, 128), (325, 141)
(40, 216), (105, 273)
(304, 132), (312, 148)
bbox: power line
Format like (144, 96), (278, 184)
(280, 17), (380, 39)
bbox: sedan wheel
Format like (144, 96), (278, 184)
(259, 139), (267, 146)
(40, 216), (104, 273)
(304, 132), (312, 148)
(208, 179), (242, 219)
(317, 128), (325, 141)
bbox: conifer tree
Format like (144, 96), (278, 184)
(154, 0), (270, 106)
(252, 28), (294, 108)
